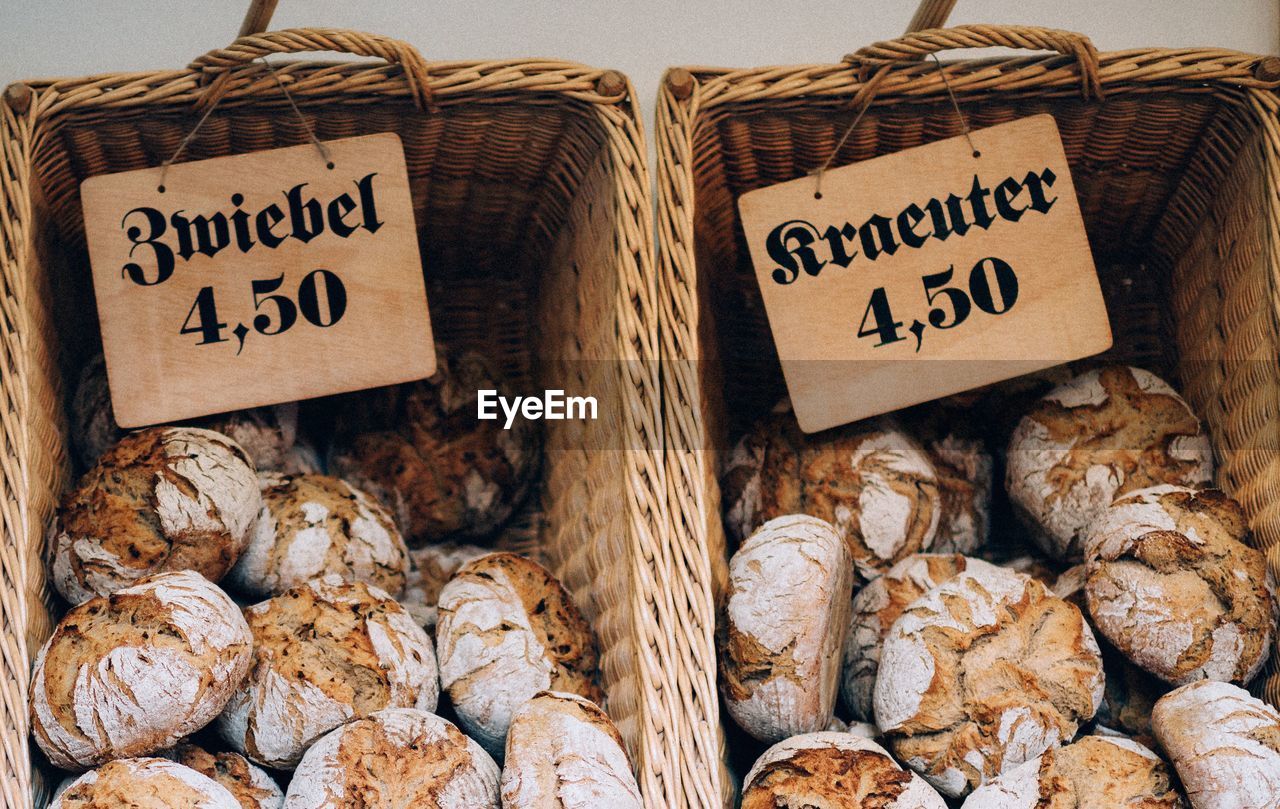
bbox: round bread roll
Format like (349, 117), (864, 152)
(841, 553), (1002, 722)
(50, 427), (261, 604)
(171, 744), (283, 809)
(928, 432), (992, 555)
(216, 575), (438, 768)
(501, 691), (641, 808)
(69, 353), (122, 472)
(329, 346), (540, 545)
(721, 410), (941, 580)
(31, 571), (252, 770)
(874, 565), (1104, 798)
(436, 552), (602, 755)
(1152, 680), (1280, 809)
(1006, 365), (1214, 561)
(1084, 485), (1276, 685)
(284, 709), (499, 808)
(398, 542), (489, 628)
(226, 474), (409, 599)
(52, 758), (240, 809)
(959, 735), (1186, 808)
(719, 515), (853, 743)
(742, 732), (947, 809)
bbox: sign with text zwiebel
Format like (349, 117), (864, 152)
(738, 114), (1112, 433)
(82, 133), (435, 428)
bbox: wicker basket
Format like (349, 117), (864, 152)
(654, 18), (1280, 806)
(0, 25), (701, 809)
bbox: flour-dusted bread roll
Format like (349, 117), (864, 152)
(50, 427), (261, 605)
(719, 515), (853, 743)
(398, 542), (489, 628)
(841, 553), (1002, 721)
(31, 571), (252, 770)
(436, 552), (602, 755)
(721, 409), (941, 580)
(171, 744), (283, 809)
(226, 474), (409, 599)
(52, 758), (241, 809)
(1084, 485), (1276, 685)
(284, 709), (500, 808)
(874, 566), (1104, 798)
(1152, 680), (1280, 809)
(741, 732), (947, 809)
(1006, 366), (1214, 561)
(330, 345), (540, 545)
(202, 403), (315, 475)
(960, 735), (1186, 808)
(901, 403), (994, 556)
(501, 691), (641, 808)
(216, 575), (438, 768)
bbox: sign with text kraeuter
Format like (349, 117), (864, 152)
(738, 114), (1112, 434)
(81, 133), (435, 428)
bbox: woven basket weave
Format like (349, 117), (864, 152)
(655, 21), (1280, 806)
(0, 26), (698, 809)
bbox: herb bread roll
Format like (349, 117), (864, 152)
(31, 571), (252, 770)
(501, 691), (642, 808)
(436, 552), (602, 756)
(874, 565), (1104, 798)
(226, 474), (409, 599)
(283, 709), (500, 808)
(741, 732), (947, 809)
(52, 758), (241, 809)
(720, 515), (853, 743)
(398, 542), (489, 628)
(170, 744), (283, 809)
(1084, 485), (1275, 685)
(216, 575), (438, 768)
(50, 427), (261, 605)
(1006, 366), (1214, 561)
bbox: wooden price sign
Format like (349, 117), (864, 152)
(81, 133), (435, 427)
(738, 114), (1112, 433)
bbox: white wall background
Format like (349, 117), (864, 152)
(1, 1), (1276, 119)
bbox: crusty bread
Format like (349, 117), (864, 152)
(171, 743), (283, 809)
(1084, 485), (1276, 685)
(719, 515), (853, 743)
(959, 735), (1186, 808)
(30, 571), (252, 770)
(50, 427), (261, 604)
(500, 691), (641, 808)
(874, 565), (1104, 798)
(226, 474), (409, 599)
(284, 708), (499, 808)
(1152, 680), (1280, 809)
(1006, 366), (1213, 561)
(741, 732), (947, 809)
(436, 553), (601, 755)
(398, 542), (489, 628)
(52, 758), (241, 809)
(721, 409), (941, 580)
(216, 575), (438, 768)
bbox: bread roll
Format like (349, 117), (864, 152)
(720, 515), (852, 743)
(741, 732), (947, 809)
(1084, 485), (1275, 685)
(959, 735), (1186, 808)
(52, 758), (240, 809)
(874, 566), (1104, 798)
(171, 743), (283, 809)
(284, 709), (499, 808)
(1152, 680), (1280, 809)
(398, 542), (489, 628)
(436, 553), (601, 755)
(1006, 366), (1213, 561)
(50, 427), (261, 604)
(30, 571), (251, 770)
(841, 553), (1002, 721)
(216, 575), (438, 768)
(226, 474), (409, 599)
(501, 691), (641, 808)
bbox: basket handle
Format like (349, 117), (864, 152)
(847, 24), (1104, 103)
(188, 28), (434, 111)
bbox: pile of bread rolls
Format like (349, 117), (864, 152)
(32, 346), (644, 809)
(719, 365), (1280, 808)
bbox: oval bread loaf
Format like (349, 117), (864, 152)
(52, 758), (241, 809)
(171, 743), (283, 809)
